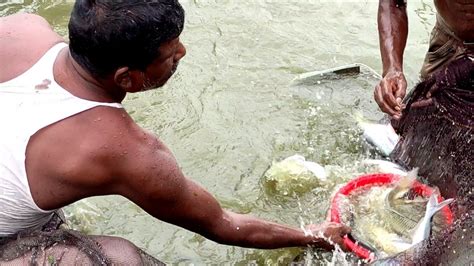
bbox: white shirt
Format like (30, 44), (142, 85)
(0, 43), (122, 236)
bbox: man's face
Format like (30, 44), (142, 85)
(141, 37), (186, 91)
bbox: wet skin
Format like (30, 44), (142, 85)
(435, 0), (474, 42)
(374, 0), (474, 119)
(0, 13), (350, 251)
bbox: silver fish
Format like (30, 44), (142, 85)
(361, 159), (407, 177)
(383, 169), (453, 242)
(354, 112), (399, 157)
(379, 180), (454, 254)
(381, 170), (421, 238)
(410, 194), (454, 246)
(359, 121), (399, 157)
(345, 169), (454, 257)
(375, 193), (454, 256)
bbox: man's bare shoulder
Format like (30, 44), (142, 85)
(0, 13), (64, 82)
(57, 106), (168, 178)
(0, 13), (48, 26)
(26, 106), (170, 209)
(87, 107), (167, 161)
(68, 106), (179, 203)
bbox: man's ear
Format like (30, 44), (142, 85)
(114, 67), (144, 92)
(114, 67), (133, 90)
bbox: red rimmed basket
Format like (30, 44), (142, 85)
(329, 173), (454, 261)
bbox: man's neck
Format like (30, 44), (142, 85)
(64, 50), (126, 103)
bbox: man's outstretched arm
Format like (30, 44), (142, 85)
(375, 0), (408, 119)
(110, 129), (350, 250)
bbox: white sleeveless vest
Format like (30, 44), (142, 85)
(0, 43), (122, 236)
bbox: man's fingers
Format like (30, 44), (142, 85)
(333, 235), (349, 252)
(333, 223), (351, 235)
(339, 239), (351, 252)
(374, 85), (398, 115)
(331, 235), (343, 245)
(381, 82), (399, 108)
(394, 90), (405, 101)
(333, 236), (351, 252)
(394, 75), (407, 100)
(341, 225), (351, 235)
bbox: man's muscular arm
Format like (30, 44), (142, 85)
(374, 0), (408, 119)
(105, 120), (350, 250)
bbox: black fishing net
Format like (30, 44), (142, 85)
(0, 212), (165, 265)
(391, 55), (473, 208)
(376, 55), (474, 264)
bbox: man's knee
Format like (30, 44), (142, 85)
(92, 236), (146, 265)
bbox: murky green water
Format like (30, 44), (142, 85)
(0, 0), (437, 264)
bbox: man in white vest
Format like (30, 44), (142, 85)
(0, 0), (349, 264)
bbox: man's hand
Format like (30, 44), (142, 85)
(374, 70), (407, 120)
(305, 222), (351, 251)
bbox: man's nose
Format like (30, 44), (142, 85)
(175, 42), (186, 61)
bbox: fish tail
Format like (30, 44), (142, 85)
(426, 194), (454, 218)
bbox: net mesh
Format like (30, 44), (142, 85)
(382, 55), (474, 264)
(391, 55), (473, 207)
(0, 213), (165, 265)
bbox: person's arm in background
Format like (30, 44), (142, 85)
(374, 0), (408, 120)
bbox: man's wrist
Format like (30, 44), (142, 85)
(383, 66), (403, 77)
(300, 227), (322, 246)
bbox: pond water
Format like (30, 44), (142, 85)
(0, 1), (437, 264)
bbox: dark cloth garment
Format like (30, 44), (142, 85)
(0, 211), (165, 265)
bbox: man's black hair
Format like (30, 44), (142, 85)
(68, 0), (184, 78)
